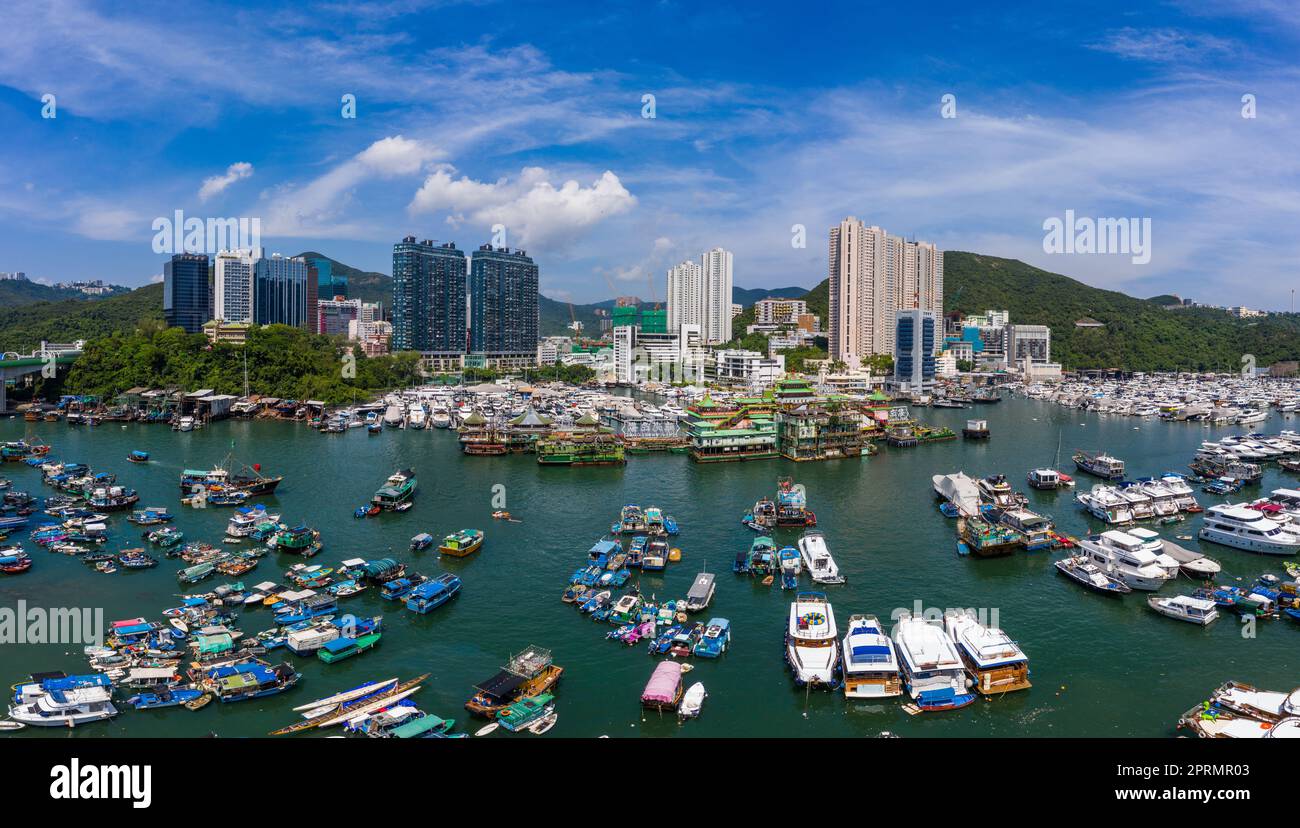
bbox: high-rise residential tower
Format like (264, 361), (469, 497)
(665, 246), (734, 346)
(666, 260), (703, 331)
(163, 252), (210, 333)
(468, 245), (539, 357)
(214, 249), (255, 324)
(391, 236), (468, 354)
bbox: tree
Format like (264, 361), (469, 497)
(862, 354), (894, 376)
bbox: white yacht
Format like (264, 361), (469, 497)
(1199, 504), (1300, 555)
(1076, 485), (1134, 524)
(1124, 527), (1214, 576)
(892, 613), (975, 711)
(1078, 530), (1174, 591)
(227, 505), (281, 537)
(943, 609), (1031, 695)
(797, 531), (845, 584)
(1115, 483), (1155, 520)
(785, 593), (840, 688)
(383, 400), (404, 426)
(407, 405), (427, 430)
(1147, 595), (1219, 625)
(1206, 682), (1300, 722)
(1137, 480), (1179, 517)
(1159, 474), (1201, 512)
(8, 673), (118, 727)
(430, 410), (452, 428)
(840, 615), (901, 698)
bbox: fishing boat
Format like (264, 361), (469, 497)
(8, 673), (118, 727)
(1073, 450), (1125, 480)
(679, 682), (707, 719)
(439, 528), (484, 557)
(777, 546), (801, 589)
(1054, 555), (1133, 596)
(785, 592), (840, 689)
(797, 530), (845, 584)
(126, 687), (205, 709)
(1147, 595), (1219, 626)
(742, 497), (777, 532)
(268, 524), (323, 557)
(179, 458), (282, 496)
(177, 561), (217, 584)
(841, 614), (901, 698)
(226, 506), (279, 537)
(612, 504), (646, 535)
(497, 693), (555, 732)
(641, 661), (684, 711)
(693, 618), (730, 658)
(202, 661), (300, 702)
(372, 469), (417, 510)
(129, 506), (173, 526)
(380, 575), (427, 601)
(893, 614), (976, 712)
(116, 549), (158, 569)
(405, 573), (462, 614)
(271, 674), (426, 734)
(318, 630), (383, 663)
(410, 533), (434, 551)
(776, 477), (816, 527)
(465, 646), (563, 718)
(956, 515), (1022, 557)
(943, 609), (1031, 695)
(642, 537), (669, 572)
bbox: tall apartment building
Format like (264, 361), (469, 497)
(163, 253), (210, 333)
(665, 247), (733, 346)
(253, 253), (309, 327)
(469, 245), (539, 358)
(392, 237), (467, 355)
(754, 297), (808, 325)
(828, 218), (942, 365)
(214, 249), (255, 323)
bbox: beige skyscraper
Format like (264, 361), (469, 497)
(828, 218), (942, 366)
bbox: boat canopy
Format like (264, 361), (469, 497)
(588, 539), (621, 557)
(641, 661), (683, 704)
(391, 715), (448, 739)
(474, 669), (526, 700)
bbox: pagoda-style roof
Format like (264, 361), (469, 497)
(461, 411), (486, 426)
(510, 406), (553, 427)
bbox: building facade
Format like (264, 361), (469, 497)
(253, 254), (309, 327)
(163, 253), (210, 333)
(666, 247), (734, 346)
(469, 245), (539, 358)
(893, 309), (937, 393)
(213, 249), (255, 323)
(754, 297), (808, 325)
(392, 237), (467, 355)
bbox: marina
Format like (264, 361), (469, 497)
(1, 393), (1299, 737)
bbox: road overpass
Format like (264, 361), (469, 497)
(0, 342), (83, 412)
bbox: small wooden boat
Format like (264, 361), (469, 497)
(183, 692), (212, 711)
(474, 722), (499, 737)
(127, 450), (150, 464)
(0, 720), (26, 730)
(528, 711), (557, 734)
(439, 529), (484, 558)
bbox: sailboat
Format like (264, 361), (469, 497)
(1028, 432), (1074, 490)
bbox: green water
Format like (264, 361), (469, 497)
(1, 399), (1296, 738)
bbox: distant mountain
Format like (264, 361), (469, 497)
(799, 252), (1300, 371)
(732, 285), (809, 308)
(0, 283), (164, 353)
(0, 280), (103, 307)
(296, 252), (392, 308)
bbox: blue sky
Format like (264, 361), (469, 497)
(1, 0), (1297, 307)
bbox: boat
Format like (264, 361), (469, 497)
(439, 528), (484, 558)
(497, 693), (555, 732)
(777, 546), (801, 588)
(1125, 527), (1221, 577)
(684, 572), (716, 612)
(961, 418), (989, 439)
(893, 613), (976, 712)
(1073, 450), (1126, 480)
(679, 682), (706, 719)
(613, 504), (646, 535)
(1147, 595), (1219, 625)
(776, 477), (816, 527)
(318, 630), (383, 663)
(126, 687), (205, 709)
(693, 618), (730, 658)
(8, 673), (119, 727)
(180, 457), (282, 497)
(1027, 467), (1072, 490)
(1078, 530), (1175, 591)
(410, 533), (434, 551)
(840, 614), (902, 699)
(1075, 485), (1135, 525)
(642, 537), (669, 571)
(956, 515), (1022, 557)
(1054, 555), (1133, 596)
(202, 661), (300, 702)
(1194, 681), (1300, 723)
(641, 661), (684, 711)
(465, 646), (563, 718)
(1199, 504), (1300, 555)
(127, 450), (149, 463)
(784, 592), (840, 688)
(943, 609), (1031, 695)
(742, 497), (777, 532)
(270, 674), (428, 734)
(372, 469), (417, 510)
(932, 472), (982, 517)
(405, 573), (462, 613)
(798, 530), (845, 584)
(268, 524), (323, 557)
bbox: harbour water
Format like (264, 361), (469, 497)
(1, 397), (1296, 738)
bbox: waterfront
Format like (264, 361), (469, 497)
(1, 396), (1297, 738)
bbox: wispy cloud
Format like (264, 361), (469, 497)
(198, 162), (254, 201)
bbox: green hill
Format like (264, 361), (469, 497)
(296, 252), (393, 308)
(0, 283), (165, 353)
(799, 252), (1300, 372)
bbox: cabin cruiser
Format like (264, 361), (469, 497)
(1147, 595), (1219, 626)
(1076, 485), (1134, 524)
(1202, 682), (1300, 722)
(9, 673), (118, 727)
(1199, 504), (1300, 555)
(784, 593), (840, 688)
(1137, 479), (1179, 517)
(977, 475), (1023, 509)
(840, 615), (901, 698)
(1027, 467), (1072, 490)
(996, 508), (1054, 550)
(797, 531), (844, 584)
(893, 613), (975, 711)
(227, 506), (281, 537)
(1124, 527), (1219, 577)
(1253, 489), (1300, 523)
(1115, 482), (1155, 520)
(1079, 530), (1177, 590)
(943, 609), (1031, 695)
(1159, 473), (1201, 512)
(1073, 450), (1125, 480)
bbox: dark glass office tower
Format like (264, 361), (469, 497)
(392, 237), (467, 353)
(469, 245), (538, 354)
(308, 255), (347, 300)
(253, 255), (309, 327)
(163, 252), (210, 333)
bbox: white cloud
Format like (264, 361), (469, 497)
(198, 162), (254, 201)
(409, 167), (636, 248)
